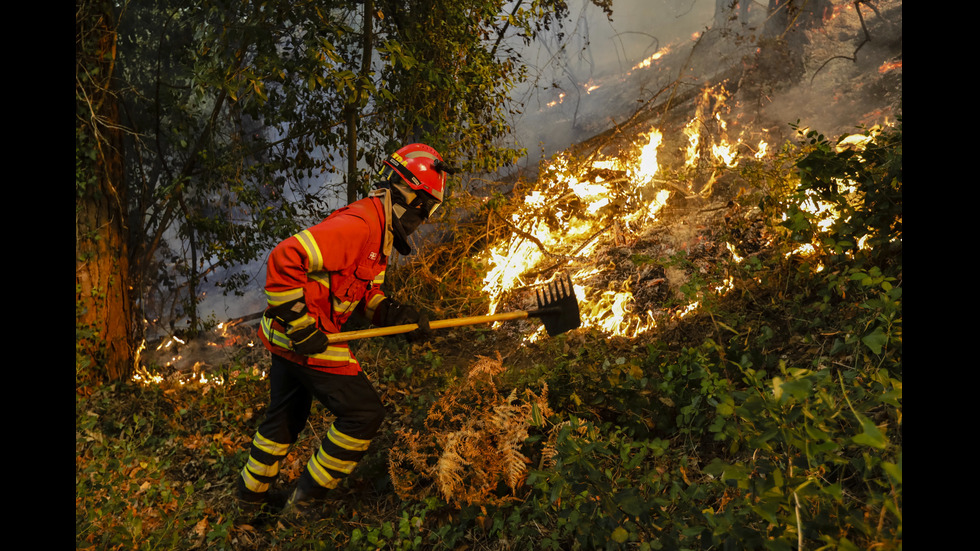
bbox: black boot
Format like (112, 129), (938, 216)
(235, 477), (287, 522)
(280, 473), (330, 522)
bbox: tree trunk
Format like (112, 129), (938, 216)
(76, 0), (136, 384)
(347, 0), (374, 204)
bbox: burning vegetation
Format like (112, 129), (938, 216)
(475, 81), (793, 347)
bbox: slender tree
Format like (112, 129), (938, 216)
(76, 0), (136, 383)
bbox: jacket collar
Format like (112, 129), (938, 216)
(369, 188), (395, 257)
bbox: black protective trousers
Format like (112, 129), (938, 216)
(238, 354), (386, 502)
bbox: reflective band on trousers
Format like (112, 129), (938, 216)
(305, 455), (340, 490)
(246, 455), (279, 477)
(240, 431), (290, 493)
(327, 425), (372, 452)
(253, 431), (290, 457)
(241, 467), (269, 493)
(314, 446), (358, 474)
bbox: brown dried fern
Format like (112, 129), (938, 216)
(388, 353), (554, 508)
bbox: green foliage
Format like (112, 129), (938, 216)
(423, 122), (903, 549)
(779, 121), (903, 265)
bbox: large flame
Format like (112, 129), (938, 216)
(482, 85), (767, 338)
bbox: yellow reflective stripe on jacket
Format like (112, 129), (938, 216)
(307, 344), (353, 363)
(364, 294), (386, 321)
(332, 296), (359, 316)
(261, 316), (292, 349)
(252, 431), (290, 457)
(263, 316), (354, 365)
(265, 287), (304, 307)
(372, 271), (386, 285)
(294, 229), (323, 272)
(286, 313), (316, 334)
(327, 425), (372, 452)
(308, 270), (331, 291)
(314, 447), (358, 474)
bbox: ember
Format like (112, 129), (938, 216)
(878, 60), (902, 74)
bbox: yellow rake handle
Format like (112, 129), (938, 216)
(325, 311), (534, 344)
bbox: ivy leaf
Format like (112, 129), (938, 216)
(862, 327), (888, 354)
(851, 411), (888, 449)
(615, 489), (646, 517)
(882, 461), (902, 484)
(773, 376), (812, 404)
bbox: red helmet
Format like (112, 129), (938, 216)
(380, 143), (450, 206)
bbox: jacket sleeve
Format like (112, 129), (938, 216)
(264, 215), (374, 334)
(360, 274), (387, 324)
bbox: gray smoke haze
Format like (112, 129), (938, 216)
(506, 0), (717, 168)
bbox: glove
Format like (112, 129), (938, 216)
(374, 298), (431, 343)
(266, 298), (330, 355)
(406, 312), (431, 343)
(267, 298), (308, 325)
(288, 324), (330, 355)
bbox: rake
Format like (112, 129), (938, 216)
(325, 273), (581, 344)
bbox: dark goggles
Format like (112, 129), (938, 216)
(410, 192), (441, 219)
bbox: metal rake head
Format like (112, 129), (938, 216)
(533, 273), (581, 337)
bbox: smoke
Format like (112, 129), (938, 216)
(757, 1), (903, 139)
(504, 0), (902, 169)
(505, 0), (717, 169)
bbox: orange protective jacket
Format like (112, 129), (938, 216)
(258, 192), (394, 374)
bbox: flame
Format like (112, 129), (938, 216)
(481, 84), (771, 339)
(546, 92), (566, 108)
(823, 3), (851, 23)
(781, 129), (882, 267)
(635, 129), (663, 182)
(631, 46), (671, 71)
(132, 317), (261, 387)
(678, 84), (764, 194)
(481, 129), (672, 336)
(580, 279), (656, 338)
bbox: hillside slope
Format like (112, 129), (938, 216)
(82, 3), (902, 549)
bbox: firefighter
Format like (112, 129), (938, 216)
(236, 143), (452, 518)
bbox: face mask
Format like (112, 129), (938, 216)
(393, 203), (425, 237)
(389, 203), (425, 255)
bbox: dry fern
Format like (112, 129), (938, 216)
(388, 352), (554, 508)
